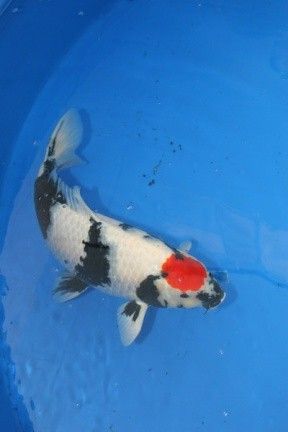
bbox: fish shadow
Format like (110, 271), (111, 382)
(135, 307), (158, 345)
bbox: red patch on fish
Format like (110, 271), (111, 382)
(162, 254), (207, 291)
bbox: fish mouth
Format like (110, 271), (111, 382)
(196, 279), (226, 310)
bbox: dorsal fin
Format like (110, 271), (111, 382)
(55, 177), (91, 214)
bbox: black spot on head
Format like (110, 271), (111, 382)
(122, 301), (141, 322)
(210, 279), (222, 295)
(34, 166), (66, 238)
(76, 217), (111, 286)
(143, 234), (153, 240)
(119, 223), (132, 231)
(136, 275), (163, 307)
(196, 288), (224, 309)
(180, 293), (189, 298)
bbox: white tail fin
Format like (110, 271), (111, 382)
(46, 109), (83, 170)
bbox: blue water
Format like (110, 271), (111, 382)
(1, 0), (288, 431)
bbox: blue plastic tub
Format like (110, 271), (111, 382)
(1, 1), (288, 431)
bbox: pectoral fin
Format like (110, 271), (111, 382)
(179, 240), (192, 253)
(54, 273), (88, 302)
(117, 300), (148, 346)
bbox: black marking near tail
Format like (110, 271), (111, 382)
(136, 275), (163, 307)
(122, 301), (141, 322)
(34, 162), (66, 238)
(76, 217), (111, 286)
(48, 120), (64, 157)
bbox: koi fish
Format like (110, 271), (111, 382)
(34, 110), (225, 346)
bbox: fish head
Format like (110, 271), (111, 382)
(195, 273), (226, 310)
(161, 252), (225, 309)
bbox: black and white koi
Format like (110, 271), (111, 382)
(34, 111), (225, 346)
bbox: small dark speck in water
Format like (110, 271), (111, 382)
(153, 159), (162, 175)
(143, 140), (182, 186)
(148, 368), (152, 372)
(30, 399), (35, 411)
(170, 140), (182, 153)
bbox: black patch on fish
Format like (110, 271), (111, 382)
(119, 223), (132, 231)
(196, 289), (224, 310)
(47, 120), (64, 157)
(34, 161), (66, 238)
(122, 301), (141, 322)
(196, 292), (211, 309)
(75, 217), (111, 286)
(82, 240), (109, 250)
(209, 278), (222, 294)
(143, 234), (153, 239)
(161, 271), (168, 278)
(180, 293), (189, 298)
(136, 275), (163, 307)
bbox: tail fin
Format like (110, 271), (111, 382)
(45, 109), (83, 171)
